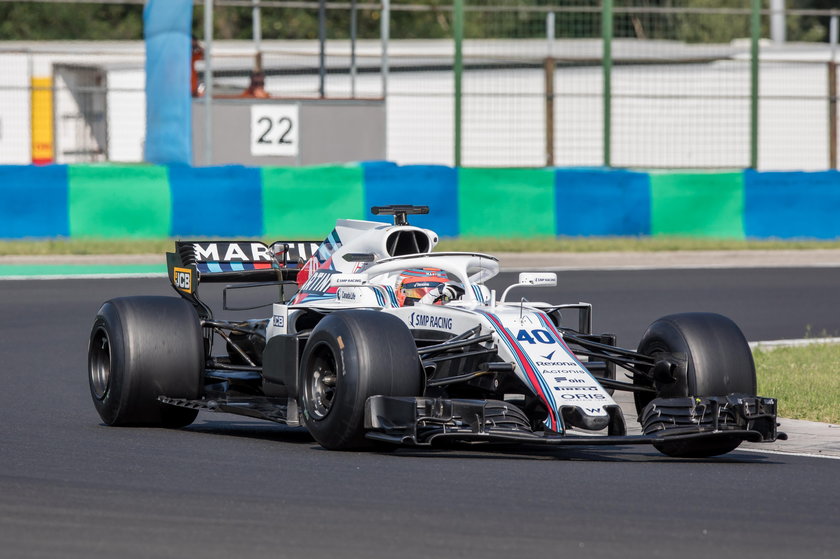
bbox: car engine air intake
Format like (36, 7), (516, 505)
(385, 229), (431, 256)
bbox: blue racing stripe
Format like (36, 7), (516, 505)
(477, 310), (561, 432)
(385, 286), (399, 307)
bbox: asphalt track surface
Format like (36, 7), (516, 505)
(2, 269), (840, 558)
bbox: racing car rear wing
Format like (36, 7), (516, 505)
(166, 240), (319, 295)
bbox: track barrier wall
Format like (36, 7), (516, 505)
(1, 162), (839, 240)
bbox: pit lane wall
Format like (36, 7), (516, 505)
(1, 162), (839, 239)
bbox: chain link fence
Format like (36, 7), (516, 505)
(0, 0), (837, 169)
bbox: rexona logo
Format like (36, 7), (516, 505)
(173, 267), (193, 293)
(516, 329), (555, 345)
(409, 313), (453, 330)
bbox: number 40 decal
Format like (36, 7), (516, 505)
(250, 104), (299, 157)
(516, 329), (554, 344)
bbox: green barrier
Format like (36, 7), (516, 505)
(457, 168), (555, 237)
(8, 163), (837, 244)
(261, 165), (366, 238)
(68, 165), (171, 238)
(649, 171), (745, 239)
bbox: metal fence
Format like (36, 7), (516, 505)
(0, 0), (838, 170)
(444, 0), (840, 169)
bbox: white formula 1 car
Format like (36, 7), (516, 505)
(88, 205), (784, 457)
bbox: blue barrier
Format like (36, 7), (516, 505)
(745, 170), (840, 239)
(554, 168), (651, 236)
(0, 165), (68, 239)
(362, 162), (459, 238)
(169, 165), (262, 237)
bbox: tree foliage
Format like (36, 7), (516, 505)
(0, 3), (143, 40)
(0, 1), (835, 43)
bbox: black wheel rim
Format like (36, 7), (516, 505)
(89, 326), (111, 400)
(304, 343), (338, 420)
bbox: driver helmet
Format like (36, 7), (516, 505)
(396, 268), (449, 307)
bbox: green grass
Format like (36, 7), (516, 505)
(0, 239), (174, 256)
(3, 236), (840, 256)
(754, 344), (840, 424)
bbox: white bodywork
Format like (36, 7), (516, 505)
(261, 218), (618, 434)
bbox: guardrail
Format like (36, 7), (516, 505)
(1, 162), (838, 240)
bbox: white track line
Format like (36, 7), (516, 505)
(738, 448), (840, 460)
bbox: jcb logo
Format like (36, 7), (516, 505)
(173, 267), (193, 293)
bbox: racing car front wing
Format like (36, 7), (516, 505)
(363, 394), (785, 447)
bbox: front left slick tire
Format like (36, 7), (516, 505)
(299, 311), (423, 450)
(88, 296), (203, 428)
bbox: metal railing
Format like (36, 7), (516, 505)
(0, 0), (838, 170)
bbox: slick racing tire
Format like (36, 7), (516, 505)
(88, 296), (203, 428)
(299, 311), (423, 450)
(634, 312), (756, 458)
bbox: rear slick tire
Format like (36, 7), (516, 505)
(299, 311), (423, 450)
(634, 312), (756, 458)
(88, 296), (203, 428)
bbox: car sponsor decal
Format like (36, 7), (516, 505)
(477, 311), (562, 433)
(532, 312), (612, 416)
(291, 269), (341, 304)
(533, 312), (597, 374)
(172, 266), (194, 294)
(184, 241), (317, 271)
(409, 312), (453, 330)
(191, 242), (273, 262)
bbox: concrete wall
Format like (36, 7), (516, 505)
(191, 99), (386, 167)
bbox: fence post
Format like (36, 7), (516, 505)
(454, 0), (463, 168)
(545, 12), (555, 167)
(318, 0), (326, 98)
(252, 0), (261, 61)
(830, 63), (837, 170)
(381, 0), (389, 99)
(602, 0), (612, 168)
(545, 57), (555, 167)
(350, 0), (357, 98)
(830, 14), (838, 170)
(203, 0), (213, 166)
(750, 0), (761, 169)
